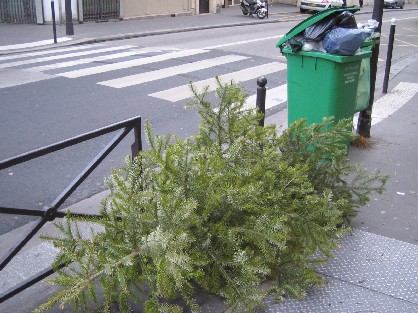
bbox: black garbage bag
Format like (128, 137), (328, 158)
(323, 27), (372, 55)
(337, 11), (357, 28)
(304, 11), (358, 41)
(304, 15), (339, 41)
(287, 34), (304, 52)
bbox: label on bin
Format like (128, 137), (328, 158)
(344, 65), (360, 85)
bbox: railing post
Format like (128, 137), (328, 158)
(131, 117), (142, 160)
(382, 18), (397, 93)
(51, 1), (57, 44)
(256, 76), (267, 127)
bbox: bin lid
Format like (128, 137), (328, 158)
(276, 6), (360, 48)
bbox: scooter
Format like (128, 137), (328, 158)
(240, 0), (267, 19)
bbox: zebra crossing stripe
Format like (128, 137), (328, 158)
(98, 55), (249, 89)
(57, 49), (209, 79)
(28, 48), (164, 71)
(370, 82), (418, 126)
(0, 46), (136, 69)
(0, 69), (53, 89)
(352, 82), (418, 127)
(0, 44), (99, 61)
(203, 36), (283, 50)
(149, 62), (287, 102)
(0, 37), (72, 52)
(244, 84), (288, 110)
(214, 84), (288, 114)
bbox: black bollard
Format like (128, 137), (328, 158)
(382, 18), (397, 93)
(266, 0), (269, 19)
(256, 76), (267, 127)
(51, 1), (57, 44)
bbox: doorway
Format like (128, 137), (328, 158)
(199, 0), (209, 13)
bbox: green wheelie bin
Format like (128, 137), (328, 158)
(276, 7), (372, 127)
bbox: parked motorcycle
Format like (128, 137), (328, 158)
(240, 0), (267, 19)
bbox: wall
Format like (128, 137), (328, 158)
(120, 0), (192, 18)
(212, 0), (223, 12)
(274, 0), (297, 5)
(35, 0), (44, 23)
(39, 0), (194, 23)
(37, 0), (416, 24)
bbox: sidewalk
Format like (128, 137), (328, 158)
(1, 3), (418, 312)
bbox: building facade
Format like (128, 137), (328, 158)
(2, 0), (269, 24)
(1, 0), (417, 24)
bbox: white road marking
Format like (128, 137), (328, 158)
(203, 35), (283, 50)
(57, 49), (209, 78)
(0, 37), (72, 51)
(244, 84), (288, 110)
(0, 44), (105, 61)
(382, 16), (418, 23)
(370, 82), (418, 125)
(353, 82), (418, 126)
(0, 46), (135, 69)
(0, 69), (52, 89)
(149, 62), (286, 102)
(214, 84), (288, 114)
(98, 55), (249, 88)
(28, 48), (163, 71)
(393, 39), (418, 48)
(401, 28), (418, 33)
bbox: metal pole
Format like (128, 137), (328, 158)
(356, 0), (384, 138)
(256, 76), (267, 127)
(382, 18), (397, 93)
(266, 0), (269, 19)
(131, 117), (142, 160)
(51, 1), (57, 44)
(65, 0), (74, 35)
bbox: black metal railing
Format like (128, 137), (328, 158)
(0, 116), (142, 303)
(0, 0), (36, 24)
(82, 0), (120, 22)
